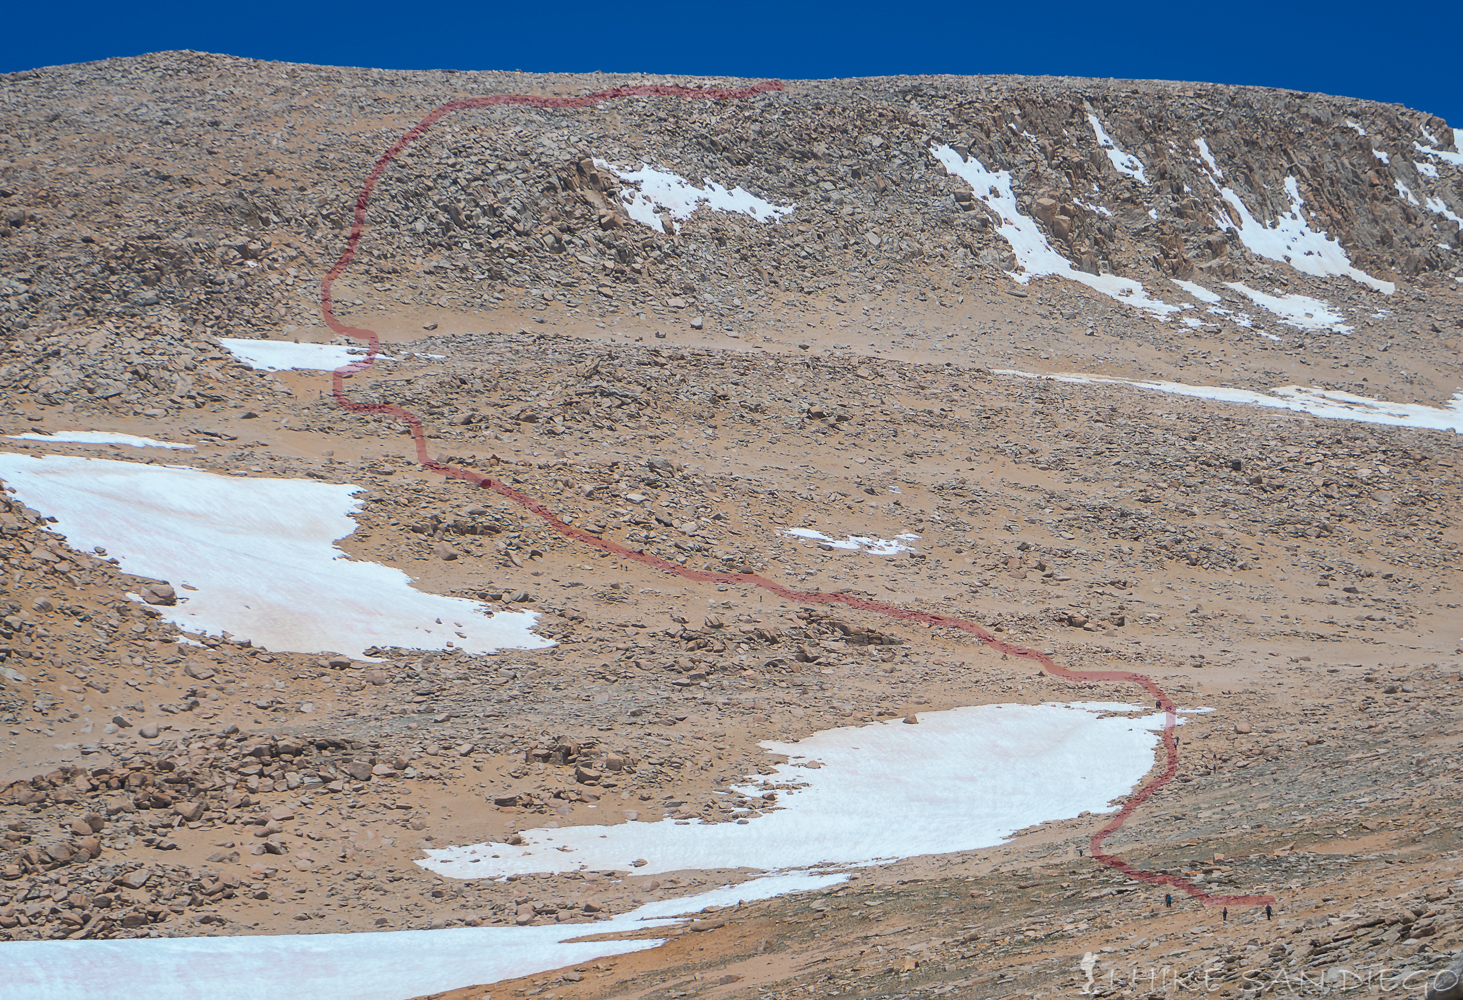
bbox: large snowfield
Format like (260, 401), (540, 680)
(420, 702), (1171, 879)
(4, 872), (844, 1000)
(0, 454), (549, 658)
(4, 700), (1177, 1000)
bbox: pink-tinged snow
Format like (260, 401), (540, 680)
(3, 873), (842, 1000)
(996, 370), (1463, 434)
(1223, 283), (1351, 332)
(1086, 114), (1147, 183)
(930, 145), (1180, 316)
(5, 431), (192, 450)
(0, 455), (549, 658)
(593, 160), (793, 235)
(784, 528), (919, 555)
(1209, 174), (1394, 294)
(219, 339), (394, 372)
(420, 702), (1170, 880)
(1171, 279), (1221, 304)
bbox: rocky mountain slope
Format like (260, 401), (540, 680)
(1, 52), (1462, 1000)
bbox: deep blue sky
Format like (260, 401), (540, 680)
(5, 0), (1457, 127)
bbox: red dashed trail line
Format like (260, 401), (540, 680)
(318, 81), (1272, 908)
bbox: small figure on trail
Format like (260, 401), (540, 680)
(1165, 894), (1173, 909)
(1222, 907), (1228, 922)
(1266, 904), (1273, 921)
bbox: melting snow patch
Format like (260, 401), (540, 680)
(421, 702), (1171, 880)
(1373, 149), (1391, 165)
(1171, 279), (1221, 304)
(1396, 180), (1420, 206)
(1073, 197), (1113, 217)
(2, 873), (841, 1000)
(5, 431), (192, 450)
(1413, 140), (1463, 168)
(594, 160), (793, 235)
(1223, 283), (1351, 332)
(1194, 138), (1222, 177)
(997, 370), (1463, 434)
(1210, 174), (1394, 294)
(1425, 196), (1463, 229)
(219, 339), (393, 372)
(0, 455), (550, 658)
(1416, 161), (1439, 178)
(785, 528), (918, 555)
(1087, 114), (1147, 183)
(1181, 317), (1203, 328)
(931, 145), (1179, 316)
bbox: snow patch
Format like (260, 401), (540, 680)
(996, 370), (1463, 434)
(1194, 138), (1222, 177)
(931, 145), (1180, 316)
(785, 528), (919, 555)
(1372, 149), (1390, 165)
(1223, 283), (1351, 332)
(1210, 174), (1394, 294)
(1425, 196), (1463, 229)
(1416, 161), (1439, 178)
(1345, 120), (1367, 137)
(594, 160), (793, 235)
(421, 702), (1172, 879)
(1413, 141), (1463, 168)
(5, 432), (192, 450)
(1396, 180), (1419, 206)
(1171, 279), (1221, 304)
(219, 339), (394, 372)
(0, 455), (550, 658)
(1087, 114), (1147, 183)
(1074, 197), (1113, 218)
(3, 873), (841, 1000)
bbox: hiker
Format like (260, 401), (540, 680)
(1223, 908), (1228, 922)
(1266, 904), (1273, 921)
(1165, 894), (1172, 909)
